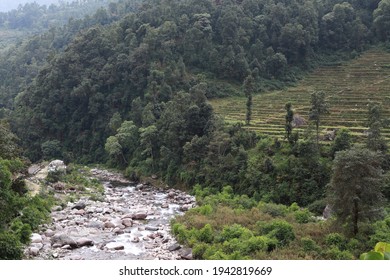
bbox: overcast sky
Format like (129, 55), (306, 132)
(0, 0), (60, 12)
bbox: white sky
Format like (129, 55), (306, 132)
(0, 0), (60, 12)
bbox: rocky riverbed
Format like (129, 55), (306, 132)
(26, 168), (195, 260)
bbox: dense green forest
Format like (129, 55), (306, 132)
(1, 0), (390, 259)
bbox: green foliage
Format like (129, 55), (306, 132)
(369, 215), (390, 247)
(41, 140), (63, 160)
(0, 232), (23, 260)
(360, 242), (390, 260)
(301, 237), (320, 253)
(327, 146), (385, 236)
(331, 129), (353, 158)
(309, 91), (330, 145)
(325, 247), (354, 260)
(258, 202), (288, 218)
(19, 196), (52, 231)
(325, 233), (348, 250)
(10, 219), (32, 245)
(294, 209), (314, 224)
(198, 224), (214, 243)
(257, 220), (295, 247)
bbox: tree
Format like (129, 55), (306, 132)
(366, 103), (387, 153)
(331, 128), (352, 158)
(309, 91), (329, 145)
(243, 74), (255, 125)
(284, 102), (294, 144)
(327, 146), (385, 236)
(373, 0), (390, 41)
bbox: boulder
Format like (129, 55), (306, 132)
(29, 247), (40, 256)
(145, 226), (159, 231)
(76, 238), (94, 247)
(106, 242), (124, 250)
(179, 248), (193, 260)
(133, 212), (148, 220)
(30, 233), (43, 243)
(323, 204), (333, 219)
(121, 218), (133, 227)
(51, 233), (77, 249)
(48, 160), (67, 174)
(87, 221), (104, 229)
(72, 201), (86, 210)
(168, 243), (181, 252)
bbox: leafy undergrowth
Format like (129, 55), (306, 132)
(171, 185), (384, 260)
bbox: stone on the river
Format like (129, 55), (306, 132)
(51, 233), (77, 248)
(106, 242), (124, 250)
(121, 218), (133, 227)
(76, 237), (94, 247)
(133, 212), (148, 220)
(87, 220), (104, 229)
(145, 226), (159, 231)
(31, 233), (43, 243)
(29, 247), (40, 256)
(72, 201), (86, 210)
(168, 243), (181, 252)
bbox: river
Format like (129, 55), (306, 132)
(27, 168), (195, 260)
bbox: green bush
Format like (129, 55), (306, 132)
(196, 204), (213, 216)
(198, 224), (214, 243)
(172, 223), (188, 243)
(10, 219), (32, 244)
(124, 166), (140, 182)
(192, 243), (208, 259)
(258, 202), (288, 217)
(369, 216), (390, 247)
(258, 220), (295, 247)
(307, 199), (327, 216)
(325, 233), (347, 250)
(325, 247), (354, 260)
(0, 232), (23, 260)
(217, 224), (253, 242)
(301, 237), (319, 252)
(294, 209), (313, 224)
(243, 236), (270, 254)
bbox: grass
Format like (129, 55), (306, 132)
(210, 48), (390, 142)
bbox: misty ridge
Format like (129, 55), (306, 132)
(0, 1), (60, 12)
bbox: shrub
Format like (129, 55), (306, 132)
(172, 223), (188, 243)
(0, 232), (23, 260)
(325, 247), (354, 260)
(307, 199), (327, 216)
(243, 236), (270, 254)
(198, 224), (214, 243)
(192, 243), (208, 259)
(217, 224), (253, 242)
(258, 220), (295, 247)
(124, 166), (140, 182)
(301, 237), (319, 252)
(258, 202), (288, 217)
(196, 204), (213, 216)
(325, 233), (347, 250)
(369, 216), (390, 247)
(10, 219), (32, 244)
(294, 209), (313, 224)
(288, 202), (300, 212)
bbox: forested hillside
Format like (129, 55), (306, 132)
(1, 0), (390, 260)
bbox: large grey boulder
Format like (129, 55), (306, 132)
(48, 160), (67, 174)
(323, 204), (333, 219)
(51, 233), (77, 249)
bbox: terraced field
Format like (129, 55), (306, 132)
(210, 49), (390, 142)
